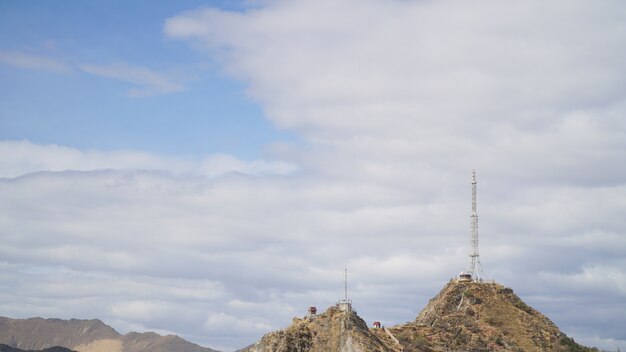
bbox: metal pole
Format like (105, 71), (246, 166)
(344, 267), (348, 302)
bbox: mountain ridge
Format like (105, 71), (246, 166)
(0, 317), (218, 352)
(0, 344), (76, 352)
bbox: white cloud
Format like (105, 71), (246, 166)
(0, 140), (174, 177)
(204, 312), (272, 334)
(0, 140), (297, 178)
(539, 266), (626, 295)
(201, 153), (297, 177)
(0, 50), (71, 72)
(2, 0), (626, 351)
(79, 63), (185, 97)
(165, 1), (626, 138)
(0, 49), (189, 97)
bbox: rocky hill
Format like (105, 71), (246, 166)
(241, 305), (402, 352)
(0, 317), (218, 352)
(242, 281), (597, 352)
(389, 281), (597, 352)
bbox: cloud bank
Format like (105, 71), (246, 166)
(2, 0), (626, 351)
(0, 140), (296, 178)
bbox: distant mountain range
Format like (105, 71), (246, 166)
(0, 317), (218, 352)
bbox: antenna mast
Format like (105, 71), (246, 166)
(344, 267), (348, 302)
(466, 170), (486, 282)
(337, 266), (352, 312)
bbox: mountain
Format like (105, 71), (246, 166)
(0, 317), (118, 351)
(241, 305), (401, 352)
(241, 281), (597, 352)
(1, 281), (600, 352)
(389, 280), (597, 352)
(0, 345), (75, 352)
(0, 317), (219, 352)
(122, 332), (212, 352)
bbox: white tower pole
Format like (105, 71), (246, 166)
(468, 170), (486, 282)
(344, 267), (348, 302)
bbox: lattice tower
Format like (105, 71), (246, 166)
(468, 170), (487, 282)
(344, 267), (348, 302)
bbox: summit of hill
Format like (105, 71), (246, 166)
(389, 280), (597, 352)
(241, 305), (401, 352)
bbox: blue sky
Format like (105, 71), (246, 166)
(0, 0), (296, 158)
(1, 1), (626, 351)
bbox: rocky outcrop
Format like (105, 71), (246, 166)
(242, 305), (400, 352)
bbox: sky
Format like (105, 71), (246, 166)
(1, 0), (625, 351)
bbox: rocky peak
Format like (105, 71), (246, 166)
(244, 305), (400, 352)
(390, 281), (597, 352)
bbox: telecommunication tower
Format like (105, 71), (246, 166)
(460, 170), (487, 282)
(344, 267), (348, 303)
(337, 266), (352, 311)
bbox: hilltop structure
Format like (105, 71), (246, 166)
(337, 267), (353, 312)
(241, 306), (400, 352)
(459, 170), (487, 283)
